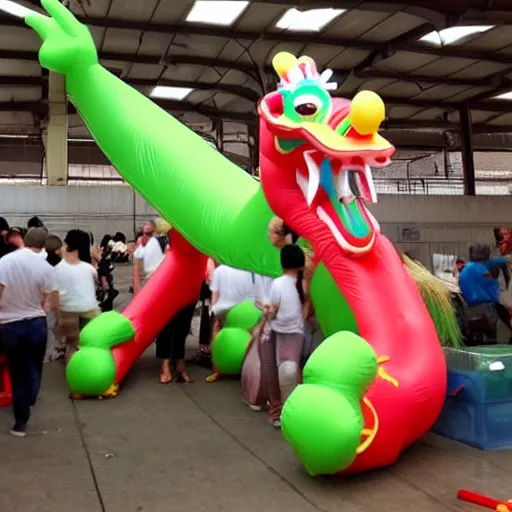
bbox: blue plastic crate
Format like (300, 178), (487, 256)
(433, 369), (512, 450)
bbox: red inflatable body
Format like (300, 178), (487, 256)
(0, 354), (12, 408)
(112, 232), (207, 384)
(257, 53), (447, 474)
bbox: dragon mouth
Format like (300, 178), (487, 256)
(295, 149), (383, 255)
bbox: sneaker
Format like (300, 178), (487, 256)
(272, 419), (281, 429)
(49, 349), (64, 362)
(10, 423), (27, 437)
(244, 401), (263, 412)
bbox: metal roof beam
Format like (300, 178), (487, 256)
(2, 9), (512, 66)
(0, 49), (506, 97)
(355, 69), (512, 89)
(0, 72), (261, 102)
(2, 99), (512, 129)
(0, 70), (511, 114)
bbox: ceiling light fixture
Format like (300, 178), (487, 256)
(493, 91), (512, 101)
(276, 8), (344, 32)
(150, 86), (194, 101)
(0, 0), (37, 18)
(186, 1), (249, 27)
(420, 26), (494, 46)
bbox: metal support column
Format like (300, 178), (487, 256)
(216, 119), (224, 153)
(45, 72), (68, 185)
(459, 102), (475, 196)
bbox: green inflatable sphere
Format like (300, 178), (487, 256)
(212, 327), (252, 375)
(66, 347), (116, 396)
(225, 300), (262, 331)
(281, 384), (363, 476)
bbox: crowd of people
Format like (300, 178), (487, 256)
(130, 217), (314, 431)
(0, 213), (315, 436)
(12, 213), (512, 438)
(0, 216), (124, 436)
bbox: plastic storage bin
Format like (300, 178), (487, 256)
(433, 346), (512, 450)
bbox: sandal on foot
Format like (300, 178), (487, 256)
(176, 360), (193, 383)
(159, 361), (172, 384)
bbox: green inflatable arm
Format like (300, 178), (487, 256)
(26, 0), (280, 277)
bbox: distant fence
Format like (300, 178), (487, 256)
(374, 178), (512, 196)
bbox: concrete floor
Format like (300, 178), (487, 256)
(2, 265), (512, 512)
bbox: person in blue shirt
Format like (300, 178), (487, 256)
(459, 250), (500, 306)
(459, 244), (499, 306)
(460, 243), (512, 340)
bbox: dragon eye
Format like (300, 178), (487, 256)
(295, 103), (317, 116)
(293, 94), (322, 117)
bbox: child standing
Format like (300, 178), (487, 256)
(44, 234), (63, 362)
(263, 244), (306, 428)
(55, 230), (101, 364)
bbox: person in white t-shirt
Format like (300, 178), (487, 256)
(210, 264), (256, 322)
(133, 221), (164, 295)
(203, 264), (257, 383)
(0, 228), (58, 437)
(55, 230), (101, 364)
(263, 244), (306, 428)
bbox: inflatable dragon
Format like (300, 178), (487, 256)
(25, 0), (447, 475)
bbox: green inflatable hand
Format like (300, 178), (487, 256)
(281, 332), (378, 476)
(25, 0), (97, 76)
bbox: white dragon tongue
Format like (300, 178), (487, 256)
(303, 150), (320, 206)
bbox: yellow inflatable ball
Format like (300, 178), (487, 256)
(349, 91), (385, 136)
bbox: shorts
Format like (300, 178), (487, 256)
(57, 308), (101, 339)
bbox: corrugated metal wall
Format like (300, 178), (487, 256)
(0, 185), (157, 241)
(0, 185), (508, 266)
(370, 195), (511, 268)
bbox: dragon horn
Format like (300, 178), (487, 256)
(272, 52), (299, 82)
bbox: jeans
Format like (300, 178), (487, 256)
(0, 317), (47, 425)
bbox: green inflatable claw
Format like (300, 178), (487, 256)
(66, 347), (116, 396)
(79, 311), (135, 349)
(281, 332), (378, 476)
(225, 300), (263, 331)
(211, 327), (252, 375)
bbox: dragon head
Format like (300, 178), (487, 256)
(258, 52), (395, 256)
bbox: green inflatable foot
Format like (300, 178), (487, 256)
(281, 332), (378, 475)
(66, 347), (116, 396)
(80, 311), (135, 349)
(212, 301), (263, 376)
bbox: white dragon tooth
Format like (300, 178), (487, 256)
(336, 170), (352, 200)
(303, 151), (320, 206)
(364, 164), (378, 203)
(296, 170), (308, 200)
